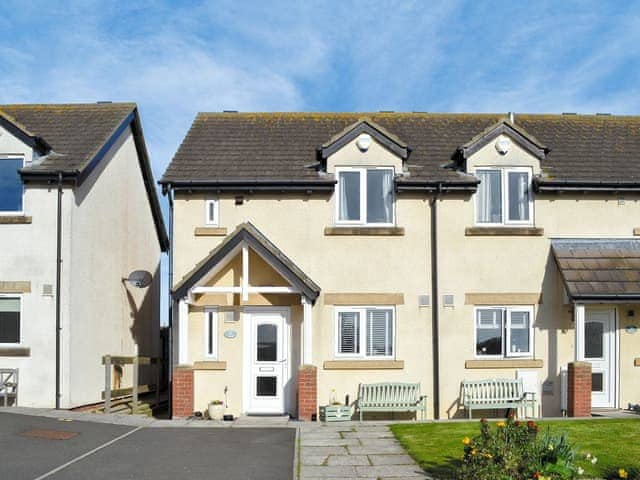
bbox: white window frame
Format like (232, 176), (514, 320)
(204, 308), (218, 358)
(0, 155), (25, 215)
(205, 199), (219, 226)
(0, 294), (22, 346)
(473, 305), (534, 359)
(335, 166), (395, 226)
(334, 306), (395, 360)
(474, 167), (533, 227)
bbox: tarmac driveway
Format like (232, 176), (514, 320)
(0, 412), (295, 480)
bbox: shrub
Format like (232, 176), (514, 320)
(457, 415), (583, 480)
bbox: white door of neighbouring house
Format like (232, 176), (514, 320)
(578, 308), (616, 408)
(245, 309), (290, 414)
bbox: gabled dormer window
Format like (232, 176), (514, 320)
(0, 156), (24, 214)
(475, 167), (532, 225)
(336, 167), (394, 225)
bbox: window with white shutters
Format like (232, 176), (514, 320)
(336, 307), (394, 359)
(338, 311), (360, 354)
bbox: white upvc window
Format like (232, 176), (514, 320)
(204, 309), (218, 358)
(474, 306), (534, 358)
(0, 295), (21, 345)
(475, 167), (533, 226)
(335, 306), (394, 359)
(0, 156), (25, 214)
(335, 167), (394, 226)
(205, 199), (219, 226)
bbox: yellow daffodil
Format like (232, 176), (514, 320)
(497, 421), (506, 428)
(619, 468), (628, 479)
(462, 436), (471, 445)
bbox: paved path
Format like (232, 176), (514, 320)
(298, 422), (427, 479)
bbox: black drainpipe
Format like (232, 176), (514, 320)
(55, 172), (63, 409)
(430, 183), (442, 419)
(167, 184), (174, 417)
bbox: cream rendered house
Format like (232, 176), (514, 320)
(0, 103), (168, 408)
(162, 112), (640, 420)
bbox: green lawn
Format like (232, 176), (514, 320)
(390, 418), (640, 479)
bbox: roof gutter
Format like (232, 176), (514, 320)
(534, 178), (640, 193)
(161, 180), (337, 194)
(396, 181), (478, 193)
(571, 294), (640, 303)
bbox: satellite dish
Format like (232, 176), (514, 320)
(125, 270), (153, 288)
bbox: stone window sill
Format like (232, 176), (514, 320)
(194, 227), (228, 237)
(465, 226), (544, 236)
(0, 346), (30, 357)
(324, 226), (405, 236)
(465, 359), (543, 369)
(323, 360), (404, 370)
(193, 361), (227, 370)
(0, 216), (32, 225)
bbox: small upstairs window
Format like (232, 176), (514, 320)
(336, 167), (394, 225)
(205, 199), (219, 226)
(475, 167), (532, 225)
(0, 156), (24, 214)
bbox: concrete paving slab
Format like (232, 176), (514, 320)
(368, 454), (415, 465)
(326, 455), (370, 466)
(302, 438), (361, 447)
(301, 446), (349, 456)
(301, 455), (328, 465)
(355, 465), (427, 477)
(347, 444), (406, 455)
(301, 465), (357, 477)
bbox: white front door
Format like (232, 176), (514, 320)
(246, 309), (289, 414)
(579, 308), (616, 408)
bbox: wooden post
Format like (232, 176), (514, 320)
(132, 356), (139, 414)
(104, 355), (111, 414)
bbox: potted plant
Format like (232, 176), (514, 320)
(208, 400), (225, 420)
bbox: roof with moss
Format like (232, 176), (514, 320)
(0, 102), (137, 173)
(161, 112), (640, 189)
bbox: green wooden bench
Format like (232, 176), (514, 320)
(462, 378), (536, 419)
(357, 382), (427, 421)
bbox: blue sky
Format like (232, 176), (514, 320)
(1, 0), (639, 321)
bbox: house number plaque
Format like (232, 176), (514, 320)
(224, 330), (237, 339)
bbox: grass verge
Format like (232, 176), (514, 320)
(390, 418), (640, 479)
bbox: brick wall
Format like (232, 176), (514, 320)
(172, 367), (194, 418)
(297, 365), (317, 421)
(567, 361), (591, 417)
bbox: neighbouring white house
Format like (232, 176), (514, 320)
(0, 103), (168, 408)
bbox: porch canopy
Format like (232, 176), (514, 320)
(172, 222), (321, 364)
(551, 238), (640, 302)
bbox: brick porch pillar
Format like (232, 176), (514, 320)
(298, 365), (317, 421)
(567, 361), (591, 417)
(172, 367), (194, 418)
